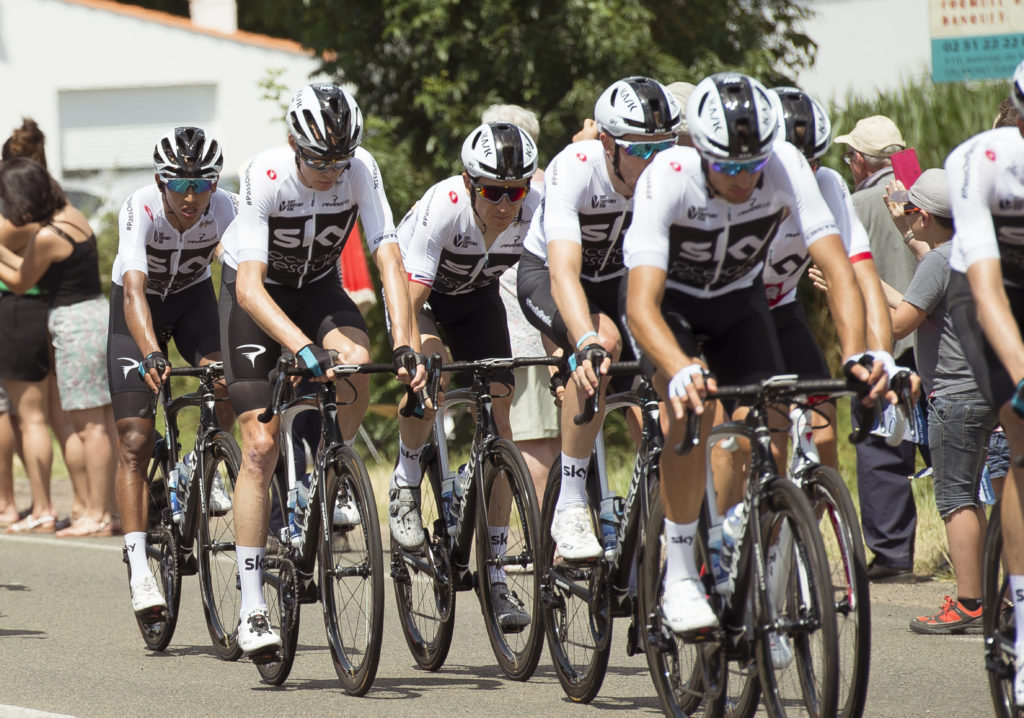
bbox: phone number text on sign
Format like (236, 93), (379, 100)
(932, 34), (1024, 82)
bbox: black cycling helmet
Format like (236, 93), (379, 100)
(287, 83), (363, 157)
(687, 73), (778, 162)
(773, 86), (832, 161)
(153, 127), (223, 180)
(594, 76), (682, 137)
(461, 122), (539, 181)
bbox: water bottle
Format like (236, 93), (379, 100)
(448, 464), (471, 539)
(167, 465), (183, 525)
(720, 503), (746, 578)
(599, 496), (621, 559)
(441, 471), (456, 534)
(288, 473), (311, 541)
(178, 451), (196, 507)
(979, 463), (996, 506)
(707, 522), (731, 597)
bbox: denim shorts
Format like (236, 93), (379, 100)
(927, 392), (999, 518)
(986, 430), (1010, 481)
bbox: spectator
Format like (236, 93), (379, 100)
(882, 169), (994, 632)
(482, 103), (561, 507)
(666, 82), (696, 146)
(0, 158), (118, 537)
(834, 115), (923, 580)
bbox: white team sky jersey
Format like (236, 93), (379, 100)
(522, 139), (633, 282)
(947, 126), (1024, 285)
(624, 141), (838, 299)
(398, 175), (541, 295)
(763, 163), (871, 308)
(219, 145), (396, 288)
(112, 184), (239, 299)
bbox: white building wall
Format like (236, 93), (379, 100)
(0, 0), (326, 183)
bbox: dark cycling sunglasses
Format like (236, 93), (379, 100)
(164, 178), (214, 194)
(708, 157), (770, 176)
(295, 147), (353, 172)
(473, 184), (529, 203)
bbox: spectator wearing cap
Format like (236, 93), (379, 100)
(882, 169), (995, 632)
(835, 114), (925, 580)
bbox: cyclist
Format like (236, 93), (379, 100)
(389, 121), (539, 629)
(944, 60), (1024, 705)
(517, 76), (681, 560)
(108, 127), (237, 621)
(218, 83), (424, 658)
(624, 72), (887, 634)
(764, 87), (894, 470)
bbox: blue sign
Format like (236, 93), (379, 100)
(932, 34), (1024, 83)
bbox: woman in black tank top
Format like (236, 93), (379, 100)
(0, 158), (117, 537)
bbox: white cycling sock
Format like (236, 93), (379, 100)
(237, 546), (267, 616)
(663, 519), (699, 587)
(393, 439), (425, 488)
(555, 453), (589, 511)
(489, 525), (508, 584)
(124, 532), (152, 583)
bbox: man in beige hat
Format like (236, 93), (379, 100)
(834, 114), (922, 582)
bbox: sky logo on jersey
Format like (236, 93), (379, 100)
(448, 191), (459, 204)
(118, 357), (141, 379)
(267, 169), (277, 180)
(238, 344), (267, 367)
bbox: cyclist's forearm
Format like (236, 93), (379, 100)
(376, 246), (421, 353)
(853, 258), (894, 353)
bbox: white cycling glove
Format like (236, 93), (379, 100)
(668, 364), (705, 398)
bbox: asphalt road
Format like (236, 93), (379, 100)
(0, 523), (994, 718)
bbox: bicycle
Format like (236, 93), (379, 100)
(251, 353), (395, 694)
(391, 355), (551, 680)
(984, 498), (1020, 717)
(124, 362), (242, 656)
(643, 374), (858, 718)
(538, 361), (696, 703)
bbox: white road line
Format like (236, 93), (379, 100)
(0, 535), (122, 554)
(0, 706), (77, 717)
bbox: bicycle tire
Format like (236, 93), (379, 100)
(256, 553), (299, 685)
(983, 503), (1021, 718)
(320, 446), (384, 696)
(196, 430), (244, 661)
(755, 476), (839, 718)
(392, 447), (456, 671)
(539, 462), (611, 703)
(475, 438), (544, 680)
(804, 465), (870, 718)
(641, 489), (717, 716)
(131, 521), (181, 652)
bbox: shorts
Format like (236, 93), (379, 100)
(49, 296), (112, 411)
(509, 364), (560, 441)
(220, 267), (367, 414)
(927, 392), (998, 518)
(419, 285), (514, 387)
(643, 281), (784, 388)
(0, 292), (50, 382)
(948, 271), (1020, 412)
(986, 429), (1010, 481)
(771, 300), (831, 380)
(107, 280), (222, 420)
(0, 383), (12, 414)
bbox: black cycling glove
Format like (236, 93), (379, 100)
(296, 343), (334, 377)
(138, 351), (170, 380)
(568, 342), (609, 373)
(392, 345), (424, 377)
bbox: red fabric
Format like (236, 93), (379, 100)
(849, 251), (873, 265)
(339, 224), (377, 307)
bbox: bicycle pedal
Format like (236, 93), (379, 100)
(298, 578), (319, 604)
(249, 648), (281, 665)
(179, 553), (198, 576)
(136, 605), (168, 625)
(452, 568), (476, 592)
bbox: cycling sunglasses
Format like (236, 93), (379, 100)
(163, 178), (214, 194)
(613, 138), (676, 160)
(708, 156), (771, 176)
(902, 202), (922, 215)
(473, 184), (529, 203)
(295, 147), (353, 172)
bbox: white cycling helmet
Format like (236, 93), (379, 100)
(773, 86), (832, 161)
(687, 73), (778, 162)
(461, 122), (539, 181)
(287, 83), (363, 157)
(1012, 59), (1024, 117)
(594, 76), (682, 138)
(153, 126), (223, 180)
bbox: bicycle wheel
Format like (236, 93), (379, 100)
(804, 465), (870, 718)
(196, 430), (244, 661)
(756, 477), (839, 718)
(256, 553), (300, 685)
(320, 446), (384, 696)
(129, 521), (181, 652)
(539, 463), (612, 703)
(392, 447), (456, 671)
(983, 503), (1021, 717)
(475, 438), (544, 680)
(641, 489), (715, 717)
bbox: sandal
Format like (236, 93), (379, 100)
(56, 517), (102, 538)
(5, 514), (56, 534)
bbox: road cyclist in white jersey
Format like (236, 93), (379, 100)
(624, 72), (889, 634)
(516, 76), (682, 561)
(388, 121), (540, 627)
(107, 127), (238, 621)
(217, 83), (425, 658)
(944, 60), (1024, 707)
(764, 87), (895, 471)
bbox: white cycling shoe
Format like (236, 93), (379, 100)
(238, 607), (281, 655)
(661, 577), (718, 634)
(208, 471), (232, 516)
(550, 505), (602, 561)
(768, 631), (794, 669)
(333, 494), (361, 527)
(130, 574), (167, 619)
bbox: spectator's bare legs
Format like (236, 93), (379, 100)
(0, 410), (18, 525)
(944, 505), (987, 601)
(3, 379), (54, 530)
(47, 374), (87, 523)
(59, 405), (117, 536)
